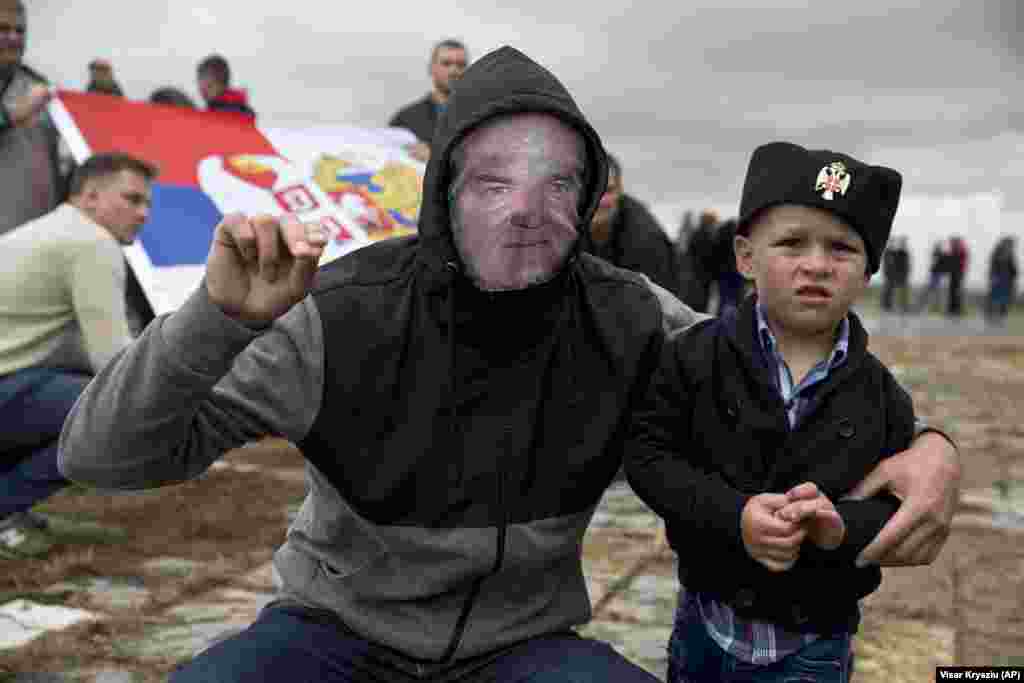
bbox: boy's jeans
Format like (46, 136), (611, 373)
(0, 367), (90, 518)
(667, 599), (852, 683)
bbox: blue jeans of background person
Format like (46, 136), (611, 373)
(172, 602), (661, 683)
(667, 601), (852, 683)
(0, 367), (91, 518)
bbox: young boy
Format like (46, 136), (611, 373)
(626, 141), (915, 682)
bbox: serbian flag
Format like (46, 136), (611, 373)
(49, 91), (423, 314)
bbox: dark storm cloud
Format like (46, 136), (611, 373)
(23, 1), (1022, 210)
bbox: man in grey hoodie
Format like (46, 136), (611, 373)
(60, 46), (960, 682)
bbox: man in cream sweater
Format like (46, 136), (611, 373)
(0, 152), (155, 558)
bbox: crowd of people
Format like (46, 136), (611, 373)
(880, 233), (1018, 324)
(1, 3), (971, 680)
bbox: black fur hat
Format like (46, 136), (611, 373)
(737, 141), (902, 273)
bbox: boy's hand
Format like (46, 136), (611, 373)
(777, 482), (846, 550)
(741, 493), (806, 572)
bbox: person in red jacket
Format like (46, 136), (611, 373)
(196, 54), (255, 119)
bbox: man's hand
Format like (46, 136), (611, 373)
(405, 142), (430, 163)
(777, 482), (846, 550)
(206, 213), (327, 327)
(8, 84), (51, 127)
(847, 431), (960, 567)
(741, 493), (806, 572)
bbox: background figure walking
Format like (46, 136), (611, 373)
(916, 239), (949, 313)
(676, 209), (719, 313)
(986, 236), (1017, 325)
(946, 235), (968, 317)
(881, 235), (912, 313)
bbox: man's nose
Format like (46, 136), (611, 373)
(509, 186), (545, 228)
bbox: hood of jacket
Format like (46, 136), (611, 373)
(415, 46), (608, 290)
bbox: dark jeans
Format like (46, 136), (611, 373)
(0, 367), (90, 518)
(172, 602), (661, 682)
(667, 604), (852, 683)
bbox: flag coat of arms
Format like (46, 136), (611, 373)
(49, 91), (424, 314)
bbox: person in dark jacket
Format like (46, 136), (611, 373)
(148, 86), (196, 109)
(60, 49), (961, 682)
(61, 45), (686, 683)
(916, 238), (949, 313)
(627, 142), (935, 682)
(677, 209), (720, 312)
(711, 217), (747, 316)
(586, 151), (682, 296)
(196, 54), (255, 119)
(85, 58), (123, 97)
(388, 38), (468, 162)
(1, 0), (68, 236)
(986, 236), (1017, 324)
(881, 235), (911, 313)
(946, 235), (968, 317)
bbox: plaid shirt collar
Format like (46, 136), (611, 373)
(755, 302), (850, 428)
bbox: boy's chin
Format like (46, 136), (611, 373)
(784, 309), (845, 335)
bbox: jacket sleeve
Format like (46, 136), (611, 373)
(625, 327), (753, 558)
(635, 273), (711, 336)
(804, 366), (916, 567)
(653, 237), (683, 299)
(58, 284), (324, 490)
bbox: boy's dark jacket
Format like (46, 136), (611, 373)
(626, 295), (915, 632)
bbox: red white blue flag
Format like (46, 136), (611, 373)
(49, 91), (423, 313)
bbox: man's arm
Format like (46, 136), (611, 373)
(58, 286), (324, 489)
(59, 214), (328, 489)
(848, 430), (959, 567)
(636, 274), (710, 336)
(847, 371), (960, 567)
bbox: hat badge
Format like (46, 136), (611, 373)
(815, 161), (851, 200)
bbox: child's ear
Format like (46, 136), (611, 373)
(734, 234), (755, 280)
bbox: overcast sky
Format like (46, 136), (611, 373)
(23, 0), (1023, 279)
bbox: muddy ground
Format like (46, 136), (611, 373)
(1, 331), (1021, 679)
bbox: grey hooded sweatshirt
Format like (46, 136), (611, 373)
(59, 46), (701, 670)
